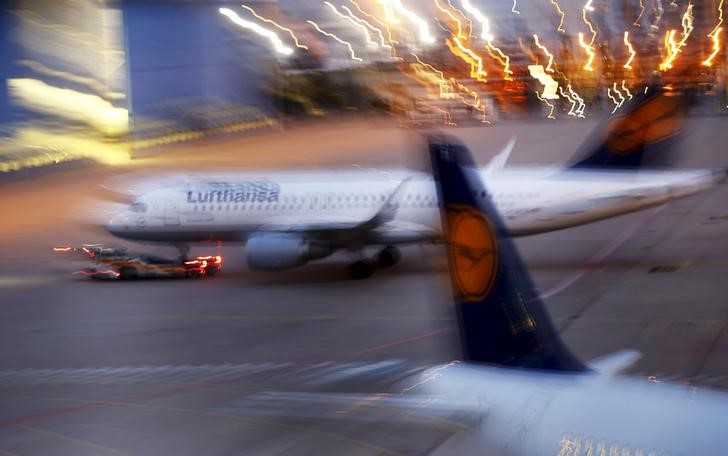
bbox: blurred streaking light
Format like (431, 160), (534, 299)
(533, 35), (555, 72)
(621, 80), (633, 101)
(240, 5), (308, 50)
(8, 78), (128, 137)
(534, 91), (556, 119)
(340, 5), (392, 49)
(511, 0), (520, 14)
(550, 0), (566, 33)
(578, 32), (595, 71)
(460, 0), (494, 41)
(623, 31), (636, 69)
(569, 85), (586, 118)
(219, 8), (294, 56)
(376, 0), (400, 24)
(703, 28), (723, 66)
(612, 82), (626, 111)
(606, 87), (621, 114)
(528, 65), (559, 100)
(703, 0), (724, 66)
(389, 0), (436, 44)
(660, 3), (693, 70)
(634, 0), (645, 26)
(349, 0), (399, 45)
(559, 87), (577, 116)
(325, 2), (378, 48)
(307, 20), (363, 61)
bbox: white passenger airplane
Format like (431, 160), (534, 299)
(246, 136), (728, 455)
(106, 85), (725, 278)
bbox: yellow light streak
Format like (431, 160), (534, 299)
(533, 35), (555, 72)
(623, 31), (636, 69)
(606, 87), (621, 114)
(240, 5), (308, 50)
(460, 0), (493, 41)
(582, 8), (596, 46)
(659, 3), (693, 71)
(435, 0), (488, 81)
(306, 20), (363, 61)
(389, 0), (436, 44)
(703, 28), (723, 66)
(449, 37), (488, 80)
(340, 5), (392, 49)
(486, 45), (513, 79)
(434, 0), (464, 36)
(710, 0), (724, 36)
(621, 80), (633, 101)
(703, 0), (724, 66)
(583, 0), (594, 12)
(450, 0), (511, 79)
(412, 53), (486, 113)
(550, 0), (566, 33)
(612, 82), (626, 110)
(578, 32), (595, 71)
(528, 65), (559, 100)
(634, 0), (645, 26)
(534, 91), (556, 119)
(219, 8), (293, 55)
(446, 0), (474, 38)
(325, 2), (377, 48)
(349, 0), (399, 45)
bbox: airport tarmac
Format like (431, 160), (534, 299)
(0, 116), (726, 454)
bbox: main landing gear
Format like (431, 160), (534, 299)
(175, 244), (190, 261)
(348, 246), (402, 279)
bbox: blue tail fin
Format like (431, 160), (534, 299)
(429, 135), (586, 372)
(569, 84), (685, 169)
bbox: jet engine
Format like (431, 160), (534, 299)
(246, 233), (334, 270)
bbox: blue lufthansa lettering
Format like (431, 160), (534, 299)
(186, 181), (280, 205)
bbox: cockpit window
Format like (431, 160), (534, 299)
(129, 201), (147, 213)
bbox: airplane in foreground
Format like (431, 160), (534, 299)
(106, 85), (725, 278)
(247, 135), (728, 455)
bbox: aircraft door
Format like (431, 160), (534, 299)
(164, 198), (180, 226)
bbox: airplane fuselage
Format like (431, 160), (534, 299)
(404, 362), (728, 455)
(107, 167), (722, 245)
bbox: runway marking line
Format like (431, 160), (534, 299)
(540, 206), (665, 300)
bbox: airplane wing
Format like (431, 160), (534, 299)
(256, 178), (414, 245)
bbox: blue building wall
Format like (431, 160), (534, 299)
(0, 6), (14, 125)
(123, 1), (272, 123)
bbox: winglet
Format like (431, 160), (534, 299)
(429, 134), (586, 372)
(484, 137), (516, 175)
(360, 177), (411, 229)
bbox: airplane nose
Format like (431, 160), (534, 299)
(107, 213), (130, 237)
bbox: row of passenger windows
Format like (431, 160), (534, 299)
(184, 192), (535, 213)
(191, 200), (439, 212)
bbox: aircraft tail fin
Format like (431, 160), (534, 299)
(429, 134), (586, 372)
(568, 84), (685, 170)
